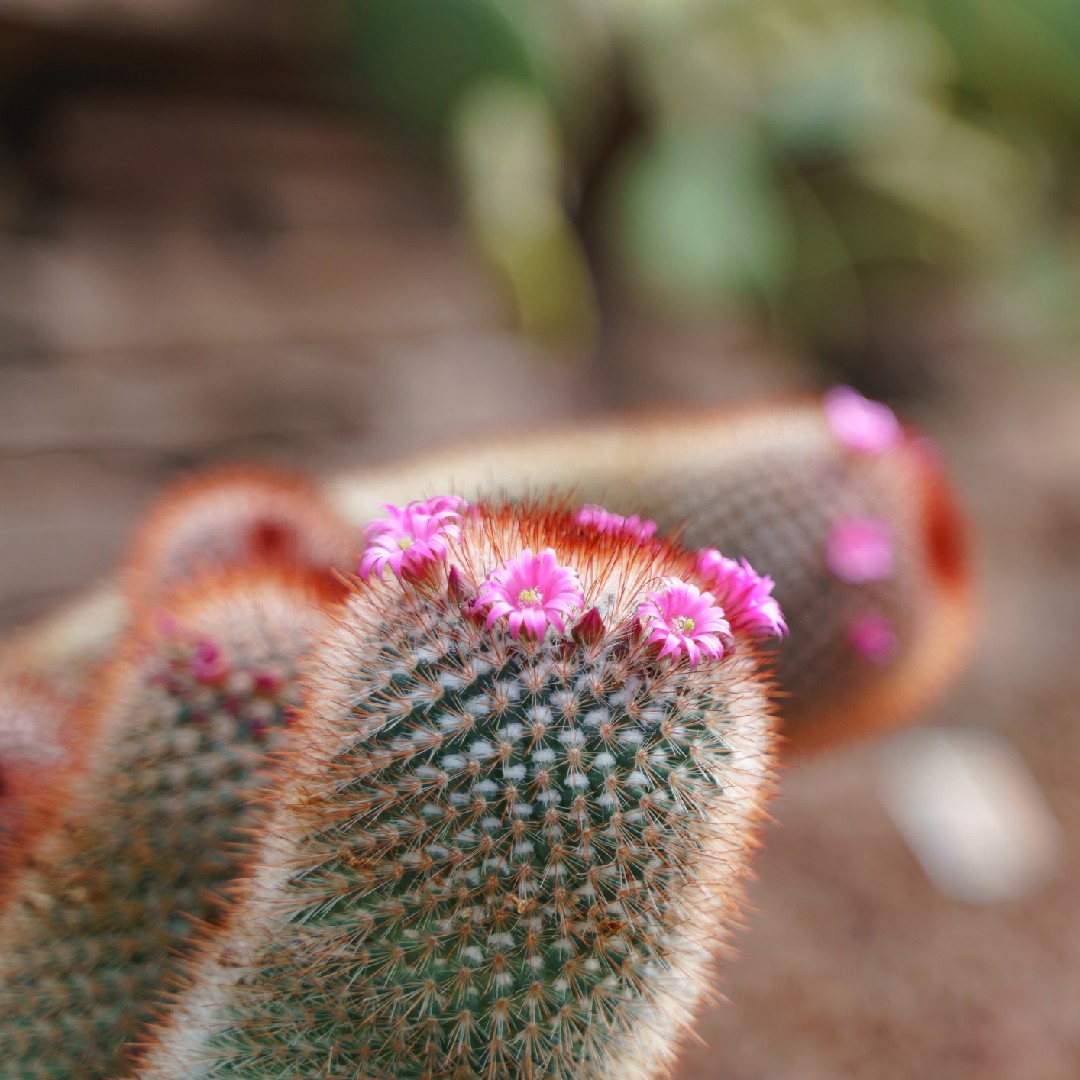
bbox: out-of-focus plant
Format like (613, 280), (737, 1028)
(337, 0), (1080, 358)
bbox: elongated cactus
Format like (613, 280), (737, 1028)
(0, 567), (338, 1079)
(330, 392), (972, 754)
(138, 497), (780, 1080)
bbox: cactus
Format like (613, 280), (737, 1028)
(138, 496), (779, 1080)
(0, 566), (339, 1079)
(125, 464), (359, 604)
(329, 392), (973, 755)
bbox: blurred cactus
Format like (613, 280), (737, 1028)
(138, 497), (778, 1079)
(0, 568), (337, 1078)
(329, 393), (973, 756)
(125, 464), (358, 604)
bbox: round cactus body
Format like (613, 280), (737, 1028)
(140, 498), (779, 1080)
(0, 567), (339, 1079)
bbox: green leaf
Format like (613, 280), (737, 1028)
(613, 128), (791, 306)
(344, 0), (539, 137)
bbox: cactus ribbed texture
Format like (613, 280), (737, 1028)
(0, 567), (337, 1079)
(138, 499), (777, 1080)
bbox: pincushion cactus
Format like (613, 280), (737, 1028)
(0, 567), (339, 1078)
(329, 392), (973, 755)
(138, 497), (780, 1080)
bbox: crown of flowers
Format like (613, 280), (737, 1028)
(358, 496), (787, 670)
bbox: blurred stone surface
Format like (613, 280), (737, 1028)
(0, 94), (599, 626)
(0, 0), (294, 38)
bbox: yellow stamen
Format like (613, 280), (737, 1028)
(518, 587), (542, 606)
(672, 615), (695, 634)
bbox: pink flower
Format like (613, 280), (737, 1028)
(696, 548), (786, 639)
(638, 578), (731, 668)
(475, 548), (584, 640)
(191, 637), (228, 685)
(417, 494), (468, 516)
(359, 499), (461, 581)
(824, 386), (901, 454)
(826, 519), (894, 584)
(575, 504), (658, 542)
(847, 614), (898, 664)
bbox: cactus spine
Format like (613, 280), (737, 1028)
(0, 567), (338, 1079)
(139, 498), (778, 1080)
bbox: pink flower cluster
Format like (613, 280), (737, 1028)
(575, 504), (658, 542)
(638, 578), (731, 668)
(824, 386), (901, 454)
(475, 548), (584, 640)
(359, 496), (465, 581)
(696, 548), (786, 639)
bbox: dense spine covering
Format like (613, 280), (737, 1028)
(0, 567), (337, 1079)
(139, 498), (779, 1080)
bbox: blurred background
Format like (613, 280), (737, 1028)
(1, 1), (1079, 1076)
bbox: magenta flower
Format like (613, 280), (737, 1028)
(417, 494), (468, 516)
(696, 548), (787, 639)
(638, 578), (731, 668)
(190, 637), (228, 685)
(575, 504), (658, 542)
(824, 386), (901, 454)
(847, 614), (898, 664)
(359, 499), (461, 581)
(826, 519), (894, 584)
(475, 548), (584, 640)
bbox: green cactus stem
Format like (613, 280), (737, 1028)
(138, 497), (778, 1080)
(0, 566), (338, 1079)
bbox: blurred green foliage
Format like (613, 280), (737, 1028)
(340, 0), (1080, 358)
